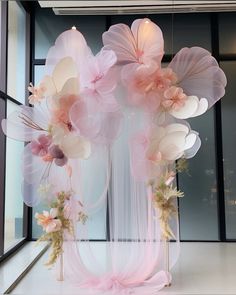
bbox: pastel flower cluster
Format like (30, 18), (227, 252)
(103, 18), (226, 181)
(35, 191), (87, 266)
(2, 29), (121, 206)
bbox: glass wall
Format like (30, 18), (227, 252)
(0, 1), (28, 257)
(219, 12), (236, 240)
(221, 61), (236, 239)
(4, 101), (25, 251)
(178, 111), (219, 240)
(27, 7), (236, 241)
(7, 1), (26, 103)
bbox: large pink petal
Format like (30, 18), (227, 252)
(184, 132), (201, 159)
(22, 144), (49, 185)
(46, 29), (92, 75)
(96, 68), (118, 94)
(131, 18), (164, 65)
(96, 48), (117, 76)
(70, 97), (122, 144)
(70, 100), (101, 140)
(168, 47), (227, 108)
(81, 49), (117, 92)
(103, 23), (138, 65)
(103, 19), (164, 66)
(96, 93), (120, 113)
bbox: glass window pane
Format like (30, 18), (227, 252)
(4, 100), (25, 251)
(219, 13), (236, 55)
(7, 1), (26, 103)
(173, 13), (211, 53)
(35, 9), (106, 58)
(221, 61), (236, 239)
(178, 110), (219, 240)
(34, 65), (45, 85)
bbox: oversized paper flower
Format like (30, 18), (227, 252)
(168, 47), (227, 110)
(70, 99), (122, 145)
(35, 208), (62, 233)
(45, 28), (91, 76)
(103, 18), (164, 66)
(79, 48), (119, 113)
(2, 62), (91, 206)
(103, 18), (226, 119)
(28, 82), (47, 105)
(130, 123), (200, 181)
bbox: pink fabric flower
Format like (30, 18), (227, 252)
(48, 145), (68, 167)
(30, 134), (52, 156)
(28, 82), (46, 105)
(122, 64), (177, 112)
(162, 86), (187, 111)
(130, 123), (201, 181)
(80, 48), (119, 113)
(168, 46), (227, 111)
(51, 94), (78, 131)
(35, 208), (62, 233)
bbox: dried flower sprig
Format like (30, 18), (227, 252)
(152, 171), (183, 240)
(176, 158), (189, 174)
(35, 191), (87, 266)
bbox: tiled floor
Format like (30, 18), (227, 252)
(11, 242), (236, 294)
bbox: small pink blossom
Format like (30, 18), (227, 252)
(154, 68), (177, 91)
(30, 134), (52, 157)
(28, 82), (46, 105)
(162, 86), (187, 110)
(123, 65), (178, 112)
(48, 145), (68, 167)
(51, 94), (78, 132)
(35, 208), (62, 233)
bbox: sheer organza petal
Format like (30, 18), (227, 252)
(70, 100), (101, 140)
(22, 144), (49, 185)
(52, 57), (78, 93)
(184, 132), (201, 159)
(103, 24), (138, 65)
(96, 48), (117, 76)
(191, 97), (208, 118)
(1, 105), (48, 142)
(165, 123), (189, 134)
(159, 131), (186, 154)
(70, 100), (122, 144)
(96, 69), (118, 95)
(184, 132), (197, 150)
(61, 133), (91, 159)
(169, 96), (199, 119)
(97, 93), (120, 113)
(131, 18), (164, 64)
(22, 181), (41, 207)
(103, 19), (164, 66)
(46, 29), (92, 75)
(168, 47), (227, 108)
(59, 77), (79, 96)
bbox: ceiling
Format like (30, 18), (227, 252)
(38, 1), (236, 15)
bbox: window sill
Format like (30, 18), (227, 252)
(0, 241), (48, 294)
